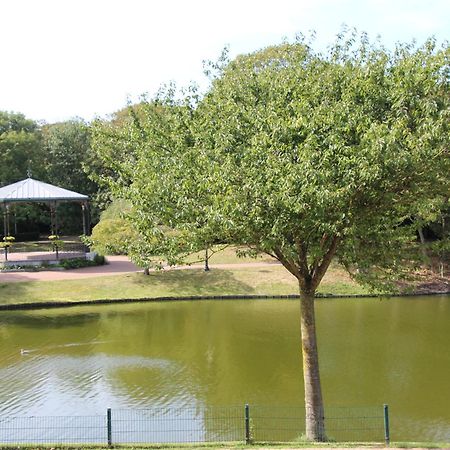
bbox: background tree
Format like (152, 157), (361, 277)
(87, 106), (146, 214)
(41, 119), (100, 234)
(0, 111), (43, 185)
(91, 32), (449, 440)
(0, 111), (47, 237)
(90, 99), (217, 267)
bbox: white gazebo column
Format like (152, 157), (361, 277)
(82, 201), (91, 236)
(50, 201), (59, 236)
(2, 204), (6, 237)
(13, 205), (17, 235)
(2, 204), (11, 237)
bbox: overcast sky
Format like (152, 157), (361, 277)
(2, 0), (449, 123)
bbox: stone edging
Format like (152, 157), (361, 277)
(0, 267), (66, 273)
(0, 291), (449, 311)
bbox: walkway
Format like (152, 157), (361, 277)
(0, 256), (140, 283)
(0, 256), (280, 283)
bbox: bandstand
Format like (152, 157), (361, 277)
(0, 177), (90, 266)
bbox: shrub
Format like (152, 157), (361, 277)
(87, 199), (138, 255)
(59, 256), (105, 270)
(89, 218), (137, 255)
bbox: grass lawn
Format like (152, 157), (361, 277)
(185, 245), (275, 265)
(0, 262), (372, 307)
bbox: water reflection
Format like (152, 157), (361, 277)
(0, 296), (449, 441)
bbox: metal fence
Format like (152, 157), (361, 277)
(0, 404), (389, 446)
(250, 405), (388, 443)
(1, 242), (87, 262)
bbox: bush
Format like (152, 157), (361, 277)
(89, 218), (137, 255)
(87, 199), (138, 255)
(93, 253), (106, 265)
(59, 256), (105, 270)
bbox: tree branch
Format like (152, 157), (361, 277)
(311, 235), (340, 291)
(309, 233), (329, 277)
(294, 237), (310, 281)
(273, 247), (302, 282)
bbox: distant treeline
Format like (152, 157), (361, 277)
(0, 111), (103, 236)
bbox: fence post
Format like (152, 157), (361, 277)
(245, 403), (251, 444)
(107, 408), (112, 447)
(383, 404), (390, 446)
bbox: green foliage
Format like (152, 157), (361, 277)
(58, 256), (105, 270)
(90, 32), (449, 439)
(41, 120), (94, 191)
(93, 253), (106, 265)
(0, 114), (103, 236)
(0, 111), (44, 185)
(89, 218), (136, 255)
(91, 32), (449, 291)
(41, 119), (101, 231)
(99, 198), (132, 220)
(87, 199), (138, 255)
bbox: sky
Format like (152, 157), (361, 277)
(1, 0), (449, 124)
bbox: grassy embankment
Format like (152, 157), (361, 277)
(0, 247), (372, 307)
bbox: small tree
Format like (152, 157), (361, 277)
(91, 32), (449, 440)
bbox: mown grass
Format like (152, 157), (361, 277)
(184, 245), (275, 265)
(0, 261), (372, 306)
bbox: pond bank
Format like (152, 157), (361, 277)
(0, 256), (448, 311)
(1, 291), (449, 312)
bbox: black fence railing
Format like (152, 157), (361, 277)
(1, 242), (87, 262)
(0, 405), (389, 446)
(5, 242), (86, 253)
(250, 405), (387, 443)
(0, 415), (106, 444)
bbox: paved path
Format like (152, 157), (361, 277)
(0, 256), (281, 283)
(0, 256), (141, 283)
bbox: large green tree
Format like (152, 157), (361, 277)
(0, 111), (47, 235)
(92, 33), (449, 440)
(42, 120), (96, 193)
(42, 119), (100, 232)
(0, 111), (43, 185)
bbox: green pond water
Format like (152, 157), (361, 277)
(0, 295), (449, 443)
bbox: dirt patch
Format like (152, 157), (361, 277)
(398, 270), (450, 295)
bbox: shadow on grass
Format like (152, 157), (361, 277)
(131, 268), (255, 297)
(0, 279), (28, 304)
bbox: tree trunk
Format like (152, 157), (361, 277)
(300, 285), (326, 441)
(204, 247), (210, 271)
(418, 227), (429, 263)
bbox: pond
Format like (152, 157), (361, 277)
(0, 295), (449, 442)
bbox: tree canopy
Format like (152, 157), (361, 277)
(92, 32), (449, 440)
(41, 119), (100, 231)
(0, 113), (101, 235)
(0, 111), (44, 185)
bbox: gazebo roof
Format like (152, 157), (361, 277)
(0, 178), (88, 204)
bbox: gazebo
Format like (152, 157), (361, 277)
(0, 177), (90, 263)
